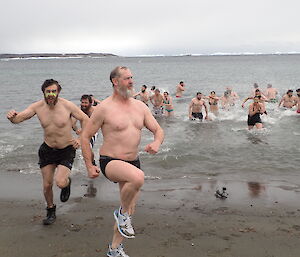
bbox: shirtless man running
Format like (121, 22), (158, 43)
(176, 81), (185, 98)
(150, 88), (164, 117)
(7, 79), (88, 225)
(278, 89), (298, 108)
(247, 96), (266, 130)
(80, 66), (164, 257)
(133, 85), (149, 106)
(72, 94), (98, 163)
(188, 92), (209, 120)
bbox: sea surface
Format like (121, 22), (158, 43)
(0, 55), (299, 200)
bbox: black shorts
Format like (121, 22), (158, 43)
(247, 114), (262, 126)
(192, 112), (203, 120)
(38, 142), (76, 170)
(99, 155), (141, 182)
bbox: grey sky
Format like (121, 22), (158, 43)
(1, 0), (299, 56)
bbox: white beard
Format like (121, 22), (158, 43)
(117, 87), (134, 99)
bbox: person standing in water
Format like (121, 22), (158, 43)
(278, 89), (297, 109)
(247, 96), (266, 130)
(80, 66), (164, 257)
(188, 92), (209, 120)
(133, 85), (149, 106)
(163, 91), (174, 117)
(242, 89), (268, 109)
(150, 88), (164, 117)
(207, 91), (220, 115)
(264, 84), (278, 103)
(6, 79), (89, 225)
(175, 81), (185, 98)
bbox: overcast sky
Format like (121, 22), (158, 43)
(1, 0), (299, 56)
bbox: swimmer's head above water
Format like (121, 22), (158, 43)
(287, 89), (293, 97)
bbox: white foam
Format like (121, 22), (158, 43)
(0, 144), (24, 158)
(145, 175), (161, 180)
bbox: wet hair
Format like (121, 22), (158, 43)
(180, 81), (184, 84)
(109, 66), (129, 85)
(296, 88), (300, 92)
(287, 89), (293, 93)
(196, 92), (202, 95)
(211, 91), (216, 94)
(41, 79), (61, 93)
(164, 91), (169, 95)
(142, 85), (147, 89)
(81, 94), (92, 103)
(255, 89), (260, 92)
(151, 86), (156, 90)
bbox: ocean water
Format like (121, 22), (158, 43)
(0, 55), (299, 191)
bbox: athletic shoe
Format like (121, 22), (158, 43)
(113, 207), (135, 238)
(60, 177), (71, 202)
(107, 244), (130, 257)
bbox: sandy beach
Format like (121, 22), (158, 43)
(1, 171), (300, 257)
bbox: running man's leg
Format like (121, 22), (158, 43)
(105, 160), (144, 213)
(55, 165), (72, 202)
(55, 165), (71, 189)
(105, 160), (144, 247)
(41, 164), (56, 207)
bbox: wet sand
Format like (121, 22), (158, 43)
(1, 171), (300, 257)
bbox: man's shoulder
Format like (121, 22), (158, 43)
(31, 99), (45, 109)
(131, 97), (146, 106)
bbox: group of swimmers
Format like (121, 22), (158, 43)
(133, 82), (300, 130)
(6, 69), (300, 257)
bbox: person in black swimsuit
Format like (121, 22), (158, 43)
(80, 66), (164, 257)
(247, 96), (266, 130)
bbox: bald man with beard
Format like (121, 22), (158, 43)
(81, 66), (164, 257)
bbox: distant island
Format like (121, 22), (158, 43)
(0, 53), (118, 59)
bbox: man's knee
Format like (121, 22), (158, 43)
(132, 170), (144, 189)
(43, 181), (53, 191)
(55, 177), (68, 189)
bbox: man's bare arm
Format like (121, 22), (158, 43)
(278, 96), (284, 107)
(143, 107), (164, 154)
(188, 101), (193, 117)
(81, 106), (104, 178)
(7, 103), (37, 124)
(203, 102), (209, 118)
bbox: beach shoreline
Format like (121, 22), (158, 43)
(1, 171), (300, 257)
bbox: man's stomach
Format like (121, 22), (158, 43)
(44, 135), (74, 149)
(100, 141), (140, 161)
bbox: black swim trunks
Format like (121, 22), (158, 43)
(192, 112), (203, 120)
(247, 113), (262, 126)
(99, 155), (141, 181)
(38, 142), (76, 169)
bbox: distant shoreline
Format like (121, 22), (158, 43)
(1, 52), (300, 60)
(0, 53), (118, 59)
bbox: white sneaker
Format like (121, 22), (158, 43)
(113, 207), (135, 239)
(107, 244), (130, 257)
